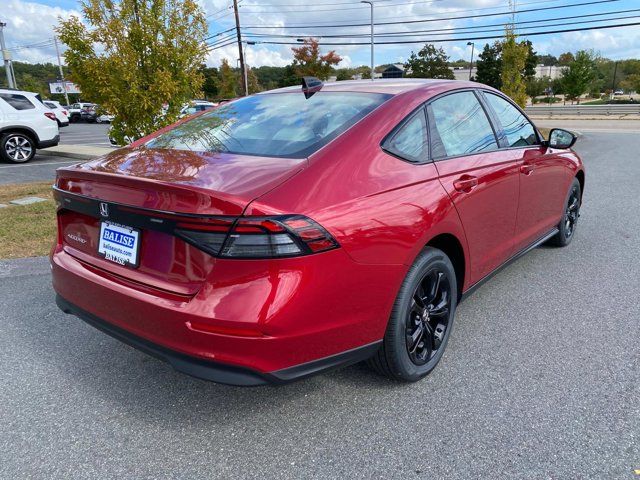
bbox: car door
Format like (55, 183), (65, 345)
(428, 90), (520, 285)
(480, 91), (569, 251)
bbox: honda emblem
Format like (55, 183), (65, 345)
(99, 202), (109, 217)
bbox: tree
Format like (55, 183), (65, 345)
(523, 40), (537, 80)
(57, 0), (207, 145)
(558, 52), (575, 66)
(621, 74), (640, 94)
(200, 65), (219, 99)
(246, 68), (262, 94)
(291, 38), (342, 80)
(500, 27), (528, 108)
(538, 54), (558, 66)
(217, 59), (237, 99)
(475, 43), (502, 89)
(561, 50), (596, 103)
(404, 44), (454, 79)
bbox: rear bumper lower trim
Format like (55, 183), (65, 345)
(55, 294), (381, 386)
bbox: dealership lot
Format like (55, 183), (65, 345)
(0, 131), (638, 478)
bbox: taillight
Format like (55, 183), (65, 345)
(44, 112), (57, 121)
(174, 215), (338, 259)
(62, 110), (68, 116)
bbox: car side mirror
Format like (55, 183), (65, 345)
(547, 128), (577, 149)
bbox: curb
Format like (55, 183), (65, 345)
(38, 146), (115, 161)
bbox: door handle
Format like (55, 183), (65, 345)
(520, 163), (535, 175)
(453, 175), (478, 192)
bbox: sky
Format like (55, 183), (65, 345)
(3, 0), (640, 69)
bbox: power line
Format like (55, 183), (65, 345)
(241, 8), (640, 38)
(241, 0), (620, 28)
(235, 20), (640, 45)
(238, 0), (447, 13)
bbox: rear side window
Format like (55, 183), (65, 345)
(0, 93), (36, 110)
(146, 92), (391, 158)
(382, 108), (429, 163)
(44, 101), (56, 109)
(484, 93), (537, 147)
(428, 91), (498, 159)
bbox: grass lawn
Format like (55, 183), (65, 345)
(0, 182), (56, 259)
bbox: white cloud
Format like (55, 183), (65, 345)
(4, 0), (640, 70)
(3, 0), (81, 64)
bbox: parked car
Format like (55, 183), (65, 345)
(81, 105), (114, 123)
(67, 102), (95, 122)
(179, 100), (217, 117)
(613, 89), (625, 96)
(0, 88), (59, 163)
(43, 100), (69, 127)
(52, 79), (584, 385)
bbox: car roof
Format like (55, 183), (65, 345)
(261, 78), (477, 96)
(0, 88), (40, 96)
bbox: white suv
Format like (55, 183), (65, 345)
(0, 89), (60, 163)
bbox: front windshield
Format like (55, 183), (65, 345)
(146, 91), (391, 158)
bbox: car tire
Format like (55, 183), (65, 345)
(96, 117), (102, 124)
(368, 247), (457, 382)
(70, 114), (79, 123)
(0, 132), (36, 163)
(548, 177), (581, 247)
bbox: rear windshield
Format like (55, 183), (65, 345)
(146, 92), (391, 158)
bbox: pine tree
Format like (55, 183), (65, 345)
(475, 43), (503, 89)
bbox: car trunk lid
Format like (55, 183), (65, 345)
(55, 147), (306, 295)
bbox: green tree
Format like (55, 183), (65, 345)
(561, 50), (596, 103)
(57, 0), (207, 144)
(523, 40), (537, 80)
(200, 64), (219, 99)
(246, 67), (262, 94)
(475, 43), (502, 89)
(621, 73), (640, 93)
(500, 27), (528, 108)
(291, 38), (342, 80)
(217, 59), (237, 99)
(404, 44), (454, 79)
(538, 54), (558, 66)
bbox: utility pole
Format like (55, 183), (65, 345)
(0, 22), (16, 88)
(611, 60), (619, 93)
(360, 1), (374, 81)
(53, 36), (70, 105)
(232, 0), (247, 96)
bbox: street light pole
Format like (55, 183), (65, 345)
(0, 22), (16, 88)
(53, 36), (70, 105)
(360, 1), (374, 81)
(467, 41), (475, 81)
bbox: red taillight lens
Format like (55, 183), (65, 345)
(174, 215), (338, 259)
(44, 112), (57, 121)
(62, 110), (68, 116)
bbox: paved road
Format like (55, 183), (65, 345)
(59, 122), (112, 147)
(1, 132), (638, 479)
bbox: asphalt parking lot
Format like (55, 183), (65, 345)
(59, 122), (112, 148)
(1, 129), (638, 478)
(0, 123), (112, 185)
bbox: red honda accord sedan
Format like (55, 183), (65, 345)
(51, 78), (584, 386)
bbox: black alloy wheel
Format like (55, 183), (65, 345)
(406, 270), (452, 365)
(368, 247), (457, 382)
(548, 177), (581, 247)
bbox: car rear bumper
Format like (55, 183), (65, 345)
(51, 246), (402, 384)
(56, 294), (381, 386)
(38, 134), (59, 149)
